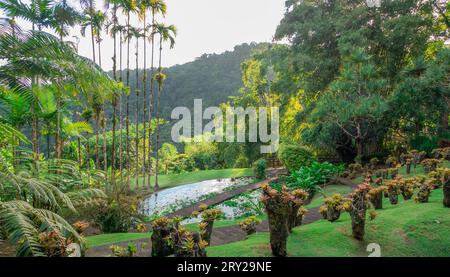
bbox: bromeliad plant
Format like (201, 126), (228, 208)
(421, 159), (442, 174)
(415, 181), (434, 203)
(385, 179), (400, 205)
(199, 206), (222, 245)
(239, 216), (262, 237)
(368, 186), (386, 209)
(399, 177), (417, 200)
(319, 194), (350, 222)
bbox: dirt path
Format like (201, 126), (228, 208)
(86, 177), (358, 257)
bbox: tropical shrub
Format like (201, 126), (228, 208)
(151, 216), (208, 257)
(239, 216), (262, 236)
(277, 143), (315, 173)
(94, 195), (141, 233)
(38, 230), (74, 257)
(151, 217), (177, 257)
(110, 243), (137, 257)
(285, 161), (344, 195)
(73, 221), (89, 235)
(253, 158), (267, 179)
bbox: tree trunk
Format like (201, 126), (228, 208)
(102, 114), (108, 189)
(135, 36), (140, 190)
(370, 191), (383, 209)
(77, 137), (81, 166)
(95, 112), (100, 169)
(266, 209), (289, 257)
(147, 11), (156, 190)
(443, 178), (450, 208)
(89, 0), (96, 63)
(119, 32), (123, 186)
(142, 12), (147, 190)
(126, 12), (131, 190)
(155, 36), (163, 191)
(111, 4), (117, 188)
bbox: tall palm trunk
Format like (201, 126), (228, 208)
(126, 12), (131, 189)
(98, 33), (108, 186)
(142, 12), (147, 189)
(135, 35), (140, 190)
(155, 35), (163, 191)
(111, 4), (118, 188)
(119, 31), (124, 185)
(95, 110), (100, 168)
(147, 9), (156, 190)
(102, 114), (108, 190)
(89, 0), (96, 63)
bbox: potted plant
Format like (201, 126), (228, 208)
(368, 186), (386, 209)
(385, 180), (400, 205)
(320, 193), (350, 222)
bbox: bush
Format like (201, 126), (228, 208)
(253, 158), (267, 179)
(285, 161), (344, 193)
(95, 196), (141, 233)
(234, 155), (249, 168)
(277, 143), (315, 173)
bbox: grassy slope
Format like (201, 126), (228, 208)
(86, 233), (152, 248)
(208, 184), (450, 257)
(131, 168), (253, 191)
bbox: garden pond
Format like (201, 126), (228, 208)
(140, 177), (256, 219)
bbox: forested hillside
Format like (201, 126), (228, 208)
(112, 42), (263, 121)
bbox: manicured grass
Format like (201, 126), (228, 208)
(208, 187), (450, 257)
(131, 168), (254, 191)
(86, 233), (152, 248)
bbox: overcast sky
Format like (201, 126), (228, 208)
(2, 0), (286, 70)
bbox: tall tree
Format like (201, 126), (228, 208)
(153, 22), (176, 191)
(146, 0), (166, 189)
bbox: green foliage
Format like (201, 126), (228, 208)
(282, 162), (344, 193)
(277, 143), (315, 173)
(94, 196), (140, 233)
(253, 158), (267, 180)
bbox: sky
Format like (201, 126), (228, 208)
(1, 0), (286, 70)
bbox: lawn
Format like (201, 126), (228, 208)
(131, 168), (254, 191)
(208, 188), (450, 257)
(86, 233), (152, 248)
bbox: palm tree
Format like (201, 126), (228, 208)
(121, 0), (138, 189)
(81, 9), (107, 170)
(144, 0), (166, 189)
(104, 0), (122, 187)
(153, 23), (176, 191)
(0, 0), (56, 162)
(80, 0), (97, 63)
(130, 26), (145, 189)
(51, 0), (80, 160)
